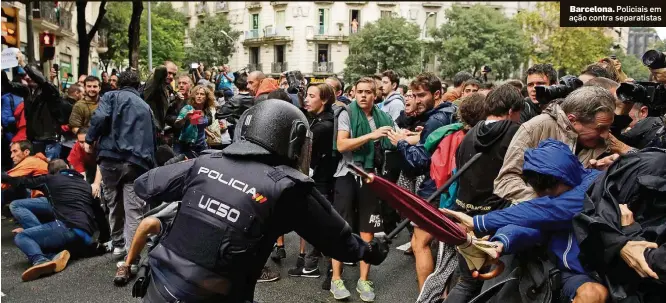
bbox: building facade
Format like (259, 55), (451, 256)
(1, 1), (105, 81)
(627, 27), (659, 59)
(171, 1), (538, 81)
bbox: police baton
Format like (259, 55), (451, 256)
(385, 152), (483, 240)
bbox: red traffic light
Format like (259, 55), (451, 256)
(40, 32), (55, 47)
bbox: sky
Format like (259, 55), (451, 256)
(655, 27), (666, 40)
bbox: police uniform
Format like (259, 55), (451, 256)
(132, 101), (389, 303)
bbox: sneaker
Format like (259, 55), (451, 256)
(270, 245), (286, 262)
(116, 261), (139, 275)
(356, 279), (376, 302)
(114, 264), (133, 286)
(112, 246), (127, 256)
(257, 266), (280, 283)
(330, 279), (351, 300)
(343, 262), (357, 266)
(288, 265), (321, 278)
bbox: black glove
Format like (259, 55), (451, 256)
(363, 237), (390, 266)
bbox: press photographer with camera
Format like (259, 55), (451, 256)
(520, 64), (557, 123)
(614, 79), (665, 149)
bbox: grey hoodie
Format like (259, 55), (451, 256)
(381, 91), (405, 122)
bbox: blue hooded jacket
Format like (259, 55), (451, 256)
(473, 139), (602, 274)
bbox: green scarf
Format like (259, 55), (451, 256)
(347, 101), (394, 169)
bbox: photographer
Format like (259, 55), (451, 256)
(620, 102), (664, 149)
(521, 64), (557, 123)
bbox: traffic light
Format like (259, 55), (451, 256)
(40, 32), (56, 61)
(1, 6), (20, 48)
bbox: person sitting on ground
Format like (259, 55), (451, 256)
(2, 159), (109, 282)
(2, 141), (48, 215)
(443, 139), (608, 303)
(67, 128), (101, 190)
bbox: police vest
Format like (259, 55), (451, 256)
(148, 153), (312, 302)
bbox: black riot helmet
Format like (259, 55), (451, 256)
(223, 100), (312, 173)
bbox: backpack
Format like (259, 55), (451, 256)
(331, 103), (351, 158)
(429, 129), (465, 207)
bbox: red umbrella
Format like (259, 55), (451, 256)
(348, 152), (503, 280)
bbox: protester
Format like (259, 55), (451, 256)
(142, 61), (178, 132)
(164, 75), (192, 146)
(249, 71), (280, 104)
(69, 76), (101, 135)
(2, 72), (25, 169)
(494, 86), (615, 203)
(3, 159), (109, 282)
(2, 141), (49, 198)
(86, 70), (156, 257)
(440, 71), (473, 106)
(100, 71), (112, 95)
(326, 76), (352, 106)
(67, 128), (100, 186)
(379, 70), (406, 121)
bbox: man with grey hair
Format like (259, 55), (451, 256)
(494, 86), (616, 203)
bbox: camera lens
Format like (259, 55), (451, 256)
(642, 50), (666, 69)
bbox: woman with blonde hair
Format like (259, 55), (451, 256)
(174, 85), (218, 157)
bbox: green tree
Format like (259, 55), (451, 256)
(100, 2), (186, 72)
(343, 16), (422, 84)
(431, 4), (530, 80)
(185, 14), (241, 69)
(517, 2), (613, 75)
(649, 38), (666, 53)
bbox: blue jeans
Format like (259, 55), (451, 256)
(14, 220), (79, 265)
(32, 140), (62, 160)
(9, 197), (53, 229)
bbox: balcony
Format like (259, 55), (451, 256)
(306, 25), (350, 42)
(245, 29), (261, 40)
(195, 2), (207, 16)
(377, 2), (397, 6)
(57, 10), (75, 37)
(345, 1), (368, 5)
(314, 1), (335, 3)
(422, 2), (444, 7)
(33, 2), (59, 31)
(215, 1), (229, 13)
(246, 2), (262, 10)
(272, 62), (288, 74)
(263, 26), (293, 41)
(312, 62), (334, 75)
(248, 63), (260, 72)
(270, 2), (289, 7)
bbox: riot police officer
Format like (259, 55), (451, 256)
(132, 100), (390, 303)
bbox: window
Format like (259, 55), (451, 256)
(425, 13), (437, 38)
(275, 45), (285, 63)
(317, 44), (329, 63)
(251, 13), (259, 30)
(276, 10), (285, 28)
(250, 47), (260, 64)
(381, 10), (392, 19)
(350, 9), (361, 34)
(318, 8), (329, 35)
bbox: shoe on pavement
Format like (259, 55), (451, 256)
(112, 246), (127, 256)
(114, 263), (134, 286)
(257, 267), (280, 283)
(116, 261), (139, 275)
(356, 279), (376, 302)
(330, 279), (351, 300)
(270, 245), (286, 262)
(288, 265), (321, 278)
(21, 250), (70, 282)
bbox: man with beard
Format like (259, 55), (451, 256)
(69, 76), (101, 135)
(164, 75), (193, 146)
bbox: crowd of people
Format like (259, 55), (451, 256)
(1, 46), (665, 303)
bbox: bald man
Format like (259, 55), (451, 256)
(164, 61), (178, 89)
(247, 71), (266, 96)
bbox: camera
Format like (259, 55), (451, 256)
(642, 50), (666, 70)
(285, 70), (304, 95)
(534, 75), (583, 105)
(616, 81), (666, 117)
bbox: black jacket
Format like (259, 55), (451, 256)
(455, 120), (518, 215)
(619, 117), (664, 150)
(574, 148), (666, 302)
(133, 153), (372, 302)
(142, 67), (172, 131)
(1, 169), (109, 241)
(21, 65), (63, 141)
(86, 87), (157, 171)
(218, 92), (254, 140)
(519, 98), (541, 124)
(310, 109), (337, 186)
(395, 110), (427, 131)
(164, 95), (187, 141)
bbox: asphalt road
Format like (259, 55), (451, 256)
(1, 219), (419, 303)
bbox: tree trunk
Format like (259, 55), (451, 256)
(128, 1), (143, 69)
(76, 0), (108, 77)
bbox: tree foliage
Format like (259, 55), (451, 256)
(184, 14), (241, 69)
(101, 2), (186, 72)
(431, 4), (530, 80)
(343, 16), (422, 84)
(616, 51), (650, 81)
(516, 2), (613, 75)
(77, 0), (108, 76)
(649, 38), (666, 53)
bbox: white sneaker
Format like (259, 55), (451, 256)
(116, 261), (139, 274)
(112, 247), (127, 256)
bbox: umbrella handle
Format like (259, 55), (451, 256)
(347, 164), (375, 183)
(472, 260), (505, 280)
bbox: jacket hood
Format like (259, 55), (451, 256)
(543, 103), (578, 140)
(472, 120), (517, 152)
(255, 78), (279, 97)
(383, 92), (404, 106)
(427, 101), (456, 118)
(622, 116), (663, 140)
(337, 95), (352, 105)
(524, 139), (586, 187)
(31, 153), (48, 162)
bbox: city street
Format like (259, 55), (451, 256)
(1, 219), (419, 303)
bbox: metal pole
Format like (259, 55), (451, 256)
(147, 1), (152, 71)
(26, 1), (36, 63)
